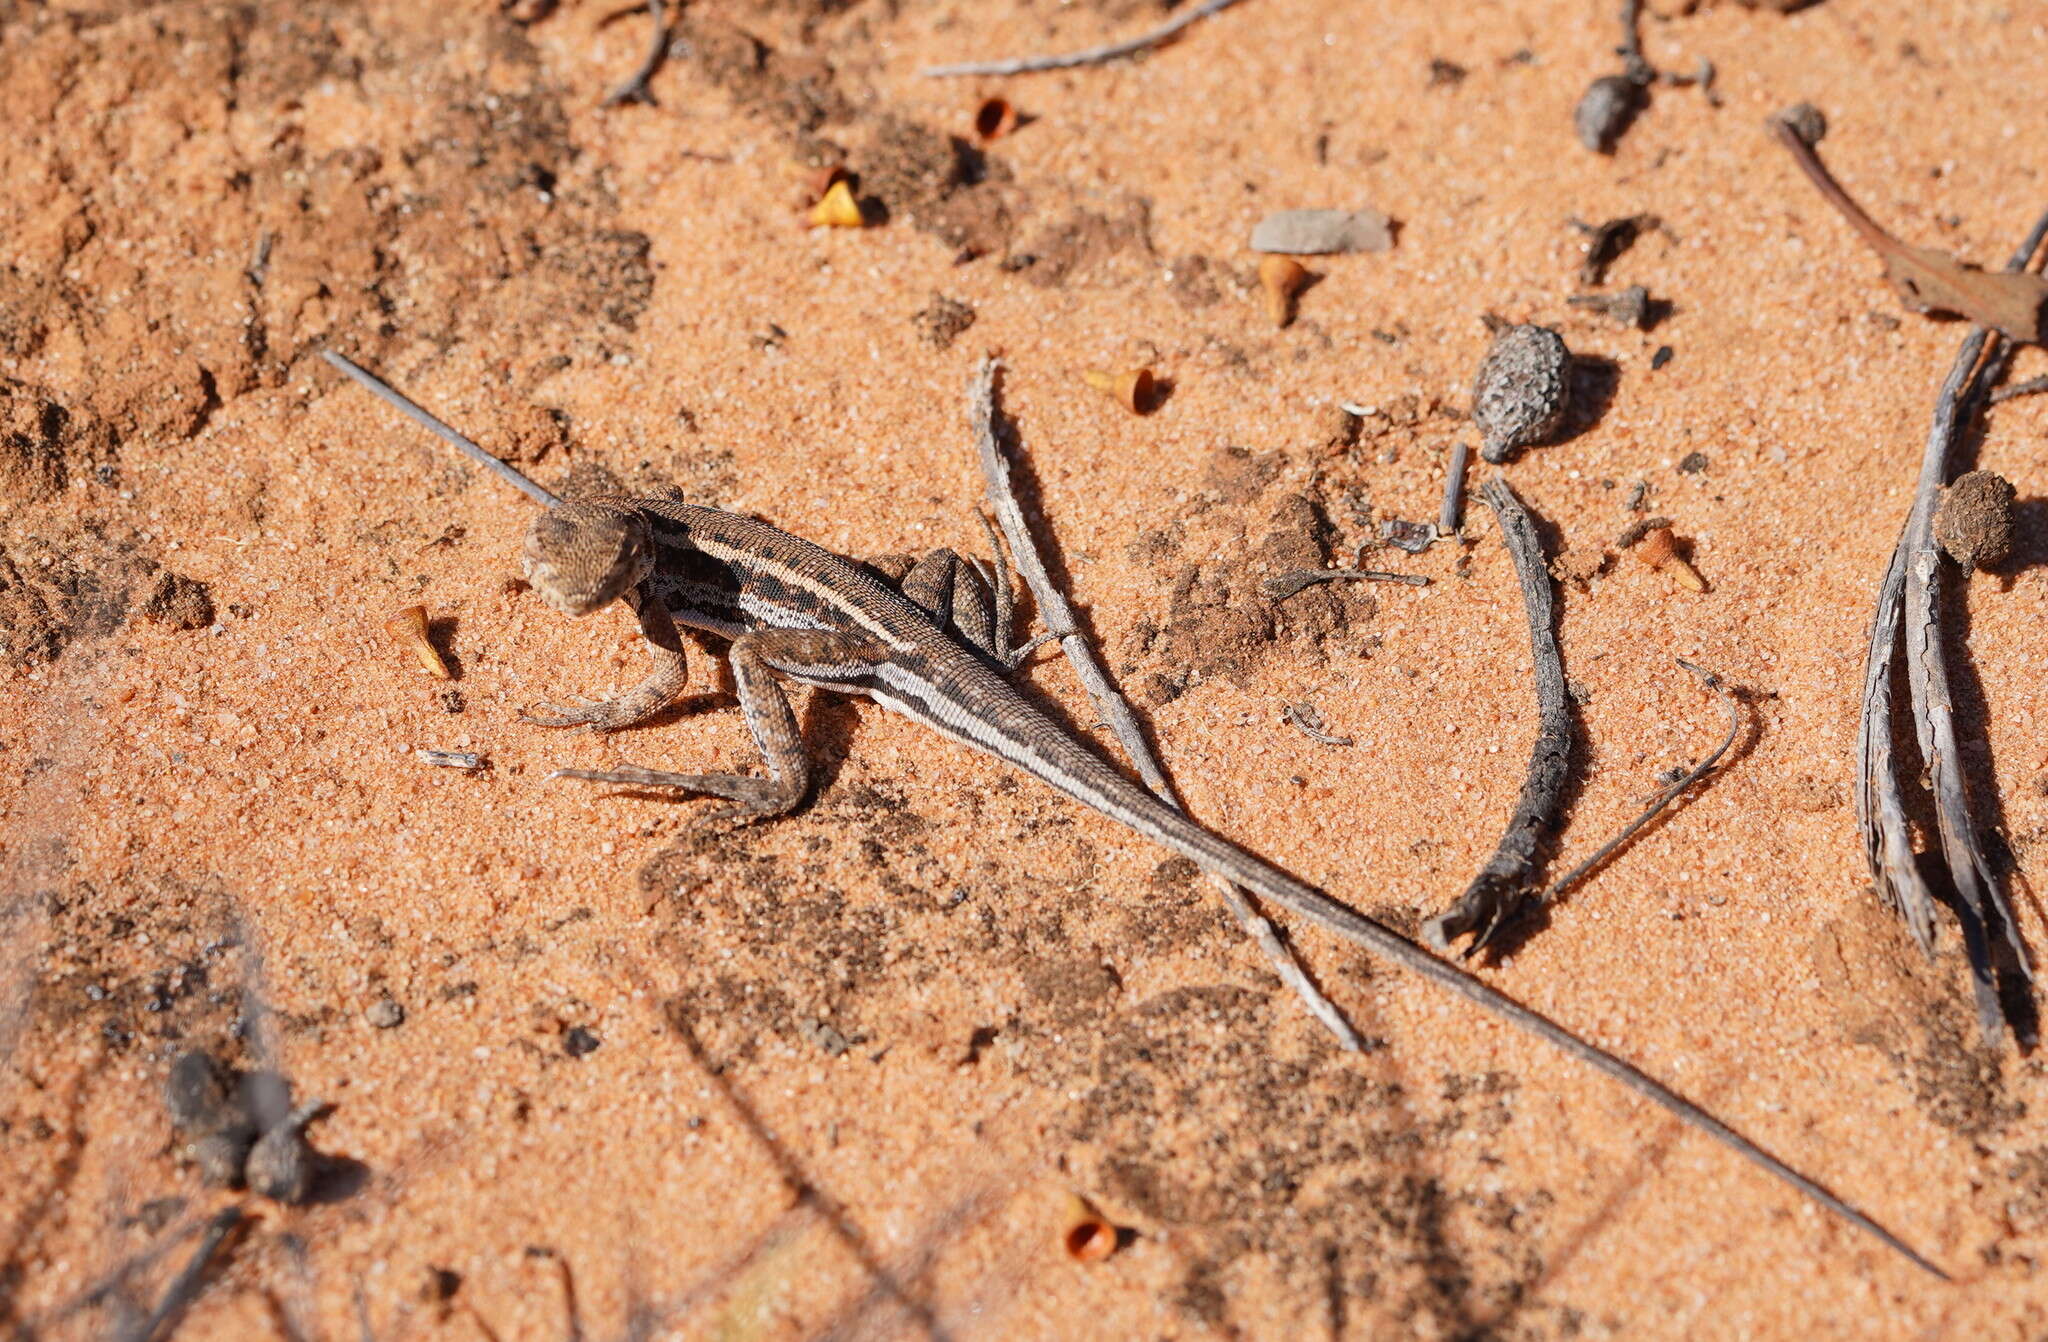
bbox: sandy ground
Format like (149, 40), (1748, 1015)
(6, 0), (2048, 1336)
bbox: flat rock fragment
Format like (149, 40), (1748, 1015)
(1250, 209), (1392, 256)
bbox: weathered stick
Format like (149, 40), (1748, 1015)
(1424, 474), (1571, 956)
(966, 358), (1364, 1050)
(1855, 210), (2048, 1043)
(922, 0), (1246, 78)
(1540, 659), (1738, 906)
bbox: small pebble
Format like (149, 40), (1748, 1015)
(164, 1051), (236, 1131)
(247, 1103), (327, 1205)
(1575, 74), (1643, 153)
(1935, 470), (2016, 570)
(1250, 208), (1393, 255)
(367, 998), (406, 1029)
(1472, 324), (1573, 463)
(190, 1128), (257, 1189)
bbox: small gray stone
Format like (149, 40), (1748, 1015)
(1250, 209), (1393, 256)
(247, 1103), (327, 1205)
(366, 998), (405, 1029)
(1574, 74), (1642, 153)
(1472, 325), (1573, 464)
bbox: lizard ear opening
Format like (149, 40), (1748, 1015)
(521, 502), (653, 616)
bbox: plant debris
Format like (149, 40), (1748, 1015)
(1568, 284), (1652, 328)
(386, 604), (452, 679)
(1573, 214), (1658, 286)
(1856, 212), (2048, 1046)
(1771, 112), (2048, 342)
(1934, 469), (2016, 570)
(1635, 526), (1705, 592)
(1082, 367), (1157, 414)
(1283, 701), (1353, 747)
(1257, 255), (1310, 326)
(1249, 208), (1393, 256)
(1424, 475), (1571, 956)
(1262, 566), (1428, 601)
(922, 0), (1248, 78)
(1472, 324), (1573, 463)
(1575, 74), (1643, 154)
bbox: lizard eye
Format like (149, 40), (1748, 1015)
(521, 503), (650, 616)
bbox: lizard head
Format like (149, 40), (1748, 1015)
(521, 500), (654, 616)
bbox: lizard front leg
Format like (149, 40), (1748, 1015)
(524, 580), (689, 732)
(549, 628), (886, 824)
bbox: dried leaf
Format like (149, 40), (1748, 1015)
(1771, 116), (2047, 343)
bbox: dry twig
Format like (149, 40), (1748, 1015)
(1855, 210), (2048, 1044)
(601, 0), (669, 107)
(922, 0), (1247, 78)
(1540, 659), (1738, 906)
(965, 358), (1364, 1050)
(1424, 475), (1571, 956)
(124, 1207), (245, 1342)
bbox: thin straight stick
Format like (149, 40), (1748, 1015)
(1439, 441), (1472, 536)
(1424, 474), (1571, 955)
(965, 358), (1363, 1051)
(921, 0), (1246, 78)
(321, 351), (562, 507)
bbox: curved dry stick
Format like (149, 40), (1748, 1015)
(921, 0), (1246, 78)
(1424, 474), (1571, 956)
(967, 359), (1364, 1051)
(1541, 659), (1739, 906)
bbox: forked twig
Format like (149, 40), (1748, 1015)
(1424, 474), (1571, 956)
(1540, 659), (1738, 906)
(124, 1207), (245, 1342)
(601, 0), (669, 107)
(921, 0), (1247, 78)
(1855, 209), (2048, 1044)
(965, 358), (1364, 1050)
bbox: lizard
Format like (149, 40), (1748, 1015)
(322, 350), (1939, 1276)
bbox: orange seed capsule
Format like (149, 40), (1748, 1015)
(808, 178), (863, 228)
(1062, 1195), (1119, 1263)
(385, 605), (451, 679)
(1637, 527), (1705, 592)
(973, 96), (1018, 141)
(1258, 255), (1310, 327)
(1082, 368), (1156, 415)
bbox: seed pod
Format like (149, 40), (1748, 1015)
(1934, 470), (2015, 570)
(1083, 368), (1156, 415)
(1637, 526), (1706, 592)
(386, 605), (451, 679)
(1575, 74), (1643, 153)
(1471, 324), (1572, 463)
(973, 96), (1018, 141)
(1258, 255), (1310, 327)
(808, 179), (864, 228)
(1062, 1194), (1119, 1263)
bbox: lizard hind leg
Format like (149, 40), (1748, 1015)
(548, 628), (886, 826)
(899, 549), (1004, 659)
